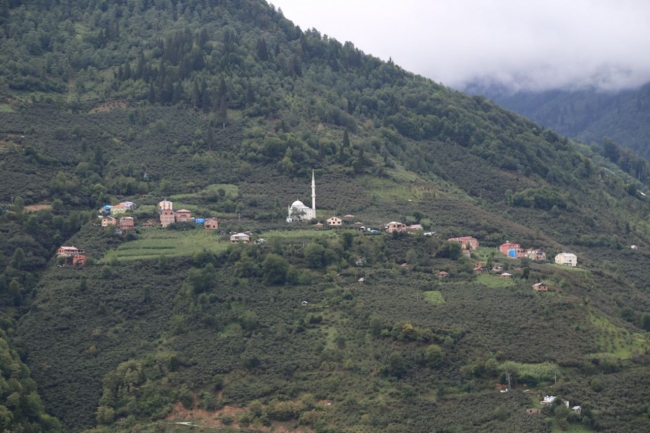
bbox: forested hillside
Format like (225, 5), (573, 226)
(476, 83), (650, 159)
(3, 1), (650, 432)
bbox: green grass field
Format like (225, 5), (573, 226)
(0, 104), (15, 113)
(262, 229), (339, 239)
(476, 274), (515, 288)
(423, 291), (445, 304)
(171, 183), (239, 200)
(499, 361), (559, 382)
(101, 229), (229, 262)
(588, 311), (649, 359)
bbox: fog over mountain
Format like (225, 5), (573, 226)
(271, 0), (650, 93)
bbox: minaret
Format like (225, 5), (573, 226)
(311, 170), (316, 218)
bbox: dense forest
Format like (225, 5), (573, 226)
(3, 1), (650, 432)
(476, 83), (650, 160)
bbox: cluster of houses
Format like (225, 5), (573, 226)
(98, 199), (220, 232)
(498, 241), (546, 261)
(157, 200), (219, 229)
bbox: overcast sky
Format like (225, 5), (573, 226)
(270, 0), (650, 93)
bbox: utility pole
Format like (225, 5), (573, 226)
(554, 372), (557, 385)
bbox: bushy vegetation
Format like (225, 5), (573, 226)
(2, 0), (650, 432)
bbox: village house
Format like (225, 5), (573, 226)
(491, 265), (504, 273)
(499, 273), (512, 279)
(110, 203), (128, 216)
(355, 257), (366, 267)
(158, 199), (173, 211)
(120, 201), (136, 210)
(474, 263), (487, 274)
(499, 241), (525, 258)
(314, 222), (324, 229)
(448, 236), (479, 250)
(407, 224), (423, 232)
(141, 219), (159, 228)
(204, 218), (219, 230)
(72, 255), (87, 266)
(386, 221), (407, 233)
(327, 216), (343, 226)
(101, 216), (117, 227)
(631, 245), (638, 251)
(526, 409), (542, 415)
(119, 217), (135, 231)
(532, 282), (548, 292)
(555, 252), (577, 267)
(437, 271), (449, 278)
(527, 249), (547, 261)
(572, 406), (582, 414)
(230, 233), (251, 244)
(57, 246), (84, 258)
(175, 209), (192, 223)
(160, 209), (175, 228)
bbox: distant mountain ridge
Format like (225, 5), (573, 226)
(469, 82), (650, 159)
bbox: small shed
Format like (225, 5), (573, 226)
(631, 245), (638, 251)
(526, 409), (541, 415)
(532, 282), (548, 292)
(499, 273), (512, 279)
(327, 216), (343, 226)
(230, 233), (251, 244)
(437, 271), (449, 278)
(301, 301), (308, 307)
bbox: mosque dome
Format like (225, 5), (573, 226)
(291, 200), (307, 208)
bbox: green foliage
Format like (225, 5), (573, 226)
(262, 253), (289, 284)
(4, 1), (650, 433)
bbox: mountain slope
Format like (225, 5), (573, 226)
(2, 1), (650, 432)
(474, 83), (650, 159)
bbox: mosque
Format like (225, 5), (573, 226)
(287, 170), (316, 222)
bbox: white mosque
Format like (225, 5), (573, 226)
(287, 170), (316, 222)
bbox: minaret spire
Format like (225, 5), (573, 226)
(311, 170), (316, 214)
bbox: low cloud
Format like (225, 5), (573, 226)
(271, 0), (650, 92)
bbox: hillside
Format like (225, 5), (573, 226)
(473, 83), (650, 159)
(2, 1), (650, 432)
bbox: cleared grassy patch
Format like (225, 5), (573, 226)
(500, 361), (559, 382)
(588, 311), (648, 359)
(263, 229), (339, 239)
(477, 274), (515, 288)
(423, 291), (445, 304)
(171, 183), (239, 200)
(0, 104), (15, 113)
(101, 229), (229, 262)
(549, 263), (588, 273)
